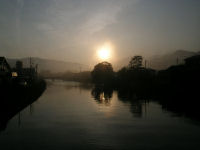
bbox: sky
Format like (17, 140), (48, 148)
(0, 0), (199, 65)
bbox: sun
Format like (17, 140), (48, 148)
(98, 48), (110, 60)
(97, 43), (112, 61)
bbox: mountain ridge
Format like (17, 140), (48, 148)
(6, 57), (89, 73)
(114, 50), (200, 70)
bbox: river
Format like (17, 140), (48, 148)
(0, 80), (200, 150)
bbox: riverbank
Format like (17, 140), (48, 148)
(0, 78), (46, 131)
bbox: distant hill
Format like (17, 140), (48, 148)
(114, 50), (200, 71)
(7, 57), (89, 73)
(5, 50), (200, 73)
(147, 50), (200, 70)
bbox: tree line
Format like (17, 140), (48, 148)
(90, 54), (200, 120)
(40, 54), (200, 97)
(91, 55), (200, 97)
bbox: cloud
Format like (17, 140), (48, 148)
(0, 0), (199, 63)
(17, 0), (24, 9)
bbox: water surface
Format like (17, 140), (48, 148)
(0, 80), (200, 150)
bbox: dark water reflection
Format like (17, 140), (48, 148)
(91, 86), (113, 106)
(0, 80), (200, 150)
(117, 91), (148, 118)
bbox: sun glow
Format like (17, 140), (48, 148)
(98, 48), (110, 60)
(97, 43), (112, 61)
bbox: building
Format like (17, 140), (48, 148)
(0, 57), (11, 77)
(14, 60), (37, 80)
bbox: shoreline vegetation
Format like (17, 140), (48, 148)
(41, 55), (200, 120)
(40, 54), (200, 95)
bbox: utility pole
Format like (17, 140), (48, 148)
(30, 57), (32, 68)
(35, 64), (38, 75)
(145, 60), (147, 68)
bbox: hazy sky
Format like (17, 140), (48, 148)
(0, 0), (199, 64)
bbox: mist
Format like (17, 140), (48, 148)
(0, 0), (199, 66)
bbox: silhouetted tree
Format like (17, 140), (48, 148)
(116, 56), (156, 92)
(129, 56), (143, 69)
(91, 61), (114, 84)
